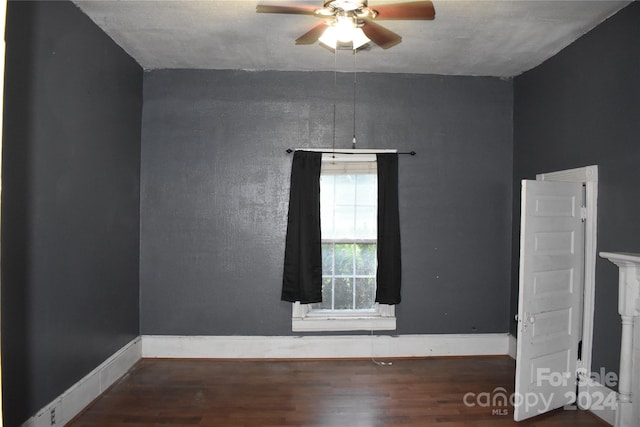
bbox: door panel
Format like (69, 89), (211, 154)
(514, 180), (584, 421)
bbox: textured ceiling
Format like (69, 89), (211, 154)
(73, 0), (631, 77)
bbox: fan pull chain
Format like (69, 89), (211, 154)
(352, 49), (357, 149)
(332, 47), (337, 158)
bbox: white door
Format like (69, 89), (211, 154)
(514, 180), (585, 421)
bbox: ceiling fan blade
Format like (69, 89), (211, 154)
(256, 4), (318, 15)
(361, 19), (402, 49)
(370, 1), (435, 20)
(295, 22), (328, 45)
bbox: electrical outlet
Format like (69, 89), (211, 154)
(50, 407), (56, 425)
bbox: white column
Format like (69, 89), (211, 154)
(600, 252), (640, 427)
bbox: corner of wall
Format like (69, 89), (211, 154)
(22, 337), (142, 427)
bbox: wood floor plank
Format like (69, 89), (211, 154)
(68, 357), (610, 426)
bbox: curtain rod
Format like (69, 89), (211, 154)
(285, 149), (416, 156)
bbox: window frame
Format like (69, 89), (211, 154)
(292, 301), (396, 332)
(290, 149), (398, 332)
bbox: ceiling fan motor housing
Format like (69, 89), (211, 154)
(319, 0), (378, 19)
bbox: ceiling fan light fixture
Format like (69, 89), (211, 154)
(319, 17), (370, 50)
(318, 25), (339, 48)
(350, 27), (370, 49)
(335, 16), (356, 42)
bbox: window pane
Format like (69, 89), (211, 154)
(334, 278), (353, 310)
(334, 175), (355, 205)
(355, 174), (377, 205)
(334, 205), (355, 237)
(355, 244), (376, 276)
(320, 207), (335, 238)
(320, 175), (335, 236)
(322, 243), (334, 275)
(355, 206), (376, 238)
(355, 278), (376, 310)
(334, 244), (354, 276)
(316, 278), (333, 310)
(320, 174), (335, 191)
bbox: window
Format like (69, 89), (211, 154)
(317, 161), (377, 310)
(292, 152), (396, 332)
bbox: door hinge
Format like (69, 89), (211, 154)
(580, 206), (587, 222)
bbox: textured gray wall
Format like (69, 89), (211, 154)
(140, 70), (513, 336)
(512, 1), (640, 382)
(1, 1), (143, 424)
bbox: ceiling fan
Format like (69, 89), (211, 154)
(256, 0), (435, 50)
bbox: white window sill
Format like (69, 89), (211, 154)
(292, 302), (396, 332)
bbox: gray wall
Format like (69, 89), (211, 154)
(512, 1), (640, 381)
(1, 1), (143, 425)
(140, 70), (514, 336)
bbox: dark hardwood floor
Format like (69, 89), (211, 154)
(69, 356), (609, 426)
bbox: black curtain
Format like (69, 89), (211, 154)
(281, 151), (323, 303)
(375, 153), (402, 304)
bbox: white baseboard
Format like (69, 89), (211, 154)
(23, 337), (142, 427)
(583, 379), (616, 426)
(508, 334), (517, 359)
(141, 333), (511, 359)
